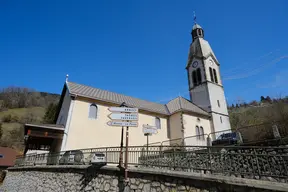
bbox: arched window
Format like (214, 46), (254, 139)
(199, 126), (204, 140)
(155, 117), (161, 129)
(213, 69), (218, 84)
(220, 116), (222, 123)
(192, 71), (197, 86)
(89, 104), (98, 119)
(209, 67), (214, 82)
(196, 68), (202, 84)
(196, 126), (200, 140)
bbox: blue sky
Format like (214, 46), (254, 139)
(0, 0), (287, 105)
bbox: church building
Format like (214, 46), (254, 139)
(23, 21), (231, 154)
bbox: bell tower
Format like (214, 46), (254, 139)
(186, 17), (231, 133)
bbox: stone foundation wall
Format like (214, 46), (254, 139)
(1, 165), (288, 192)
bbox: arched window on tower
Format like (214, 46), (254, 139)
(155, 117), (161, 129)
(196, 126), (200, 140)
(199, 126), (204, 140)
(213, 69), (218, 84)
(89, 104), (98, 119)
(196, 68), (202, 84)
(209, 67), (214, 82)
(192, 71), (197, 86)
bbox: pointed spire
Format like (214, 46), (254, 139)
(66, 74), (69, 82)
(191, 12), (204, 41)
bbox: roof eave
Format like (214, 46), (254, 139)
(71, 92), (170, 116)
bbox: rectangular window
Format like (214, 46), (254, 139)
(209, 67), (214, 82)
(213, 69), (218, 84)
(0, 154), (4, 158)
(220, 116), (222, 123)
(217, 100), (220, 107)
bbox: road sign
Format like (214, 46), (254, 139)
(107, 121), (138, 127)
(142, 124), (158, 134)
(108, 113), (138, 121)
(108, 107), (138, 113)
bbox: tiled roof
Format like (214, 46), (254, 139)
(166, 97), (209, 116)
(0, 147), (18, 167)
(66, 82), (210, 117)
(67, 82), (169, 115)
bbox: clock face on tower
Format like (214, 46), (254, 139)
(209, 59), (214, 66)
(192, 61), (198, 68)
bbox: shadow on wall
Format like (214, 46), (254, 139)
(0, 170), (7, 184)
(79, 165), (126, 192)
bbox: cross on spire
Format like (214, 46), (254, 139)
(193, 11), (197, 24)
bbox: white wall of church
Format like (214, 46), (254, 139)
(211, 113), (231, 135)
(182, 114), (210, 146)
(190, 85), (210, 112)
(207, 83), (229, 115)
(63, 98), (169, 151)
(56, 89), (71, 126)
(168, 112), (182, 146)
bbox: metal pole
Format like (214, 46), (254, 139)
(118, 102), (127, 168)
(124, 126), (129, 181)
(144, 133), (149, 157)
(119, 126), (124, 167)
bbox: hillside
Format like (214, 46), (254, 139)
(229, 96), (288, 129)
(0, 87), (60, 153)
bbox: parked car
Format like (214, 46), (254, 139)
(59, 150), (85, 165)
(212, 132), (238, 146)
(90, 152), (107, 166)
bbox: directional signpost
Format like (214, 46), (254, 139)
(108, 113), (138, 121)
(107, 104), (138, 182)
(142, 124), (158, 156)
(109, 107), (138, 113)
(107, 121), (138, 127)
(143, 124), (158, 135)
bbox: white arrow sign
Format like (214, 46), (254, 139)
(143, 125), (157, 129)
(143, 128), (158, 134)
(108, 113), (138, 121)
(107, 121), (138, 127)
(142, 125), (158, 134)
(108, 107), (138, 113)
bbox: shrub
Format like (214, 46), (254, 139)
(2, 114), (12, 123)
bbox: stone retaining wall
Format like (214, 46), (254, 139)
(1, 165), (288, 192)
(139, 146), (288, 183)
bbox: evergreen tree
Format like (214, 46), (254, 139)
(266, 96), (272, 103)
(42, 103), (58, 124)
(231, 104), (235, 108)
(260, 96), (265, 102)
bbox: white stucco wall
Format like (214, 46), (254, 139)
(64, 98), (169, 150)
(207, 83), (228, 115)
(182, 114), (210, 146)
(211, 113), (231, 135)
(167, 112), (182, 146)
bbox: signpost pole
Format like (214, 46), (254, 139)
(118, 102), (127, 168)
(124, 125), (129, 181)
(119, 126), (124, 168)
(144, 133), (149, 157)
